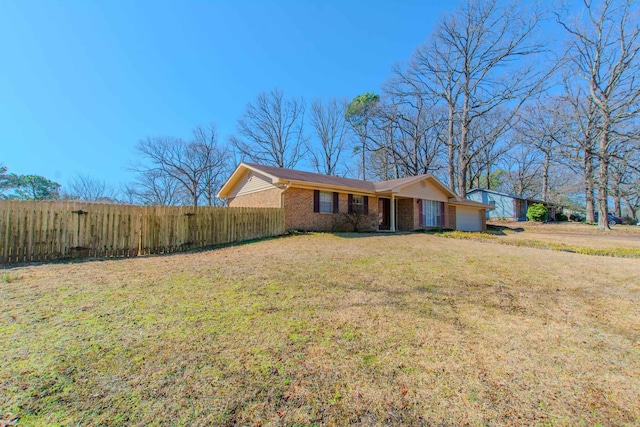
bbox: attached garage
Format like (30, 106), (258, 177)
(455, 206), (484, 232)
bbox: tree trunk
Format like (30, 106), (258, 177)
(486, 162), (491, 189)
(458, 150), (469, 196)
(596, 158), (609, 230)
(447, 104), (456, 189)
(584, 150), (595, 223)
(361, 134), (367, 181)
(625, 198), (637, 221)
(191, 182), (199, 209)
(542, 152), (550, 201)
(596, 120), (610, 231)
(457, 97), (470, 196)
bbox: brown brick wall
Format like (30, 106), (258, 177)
(397, 198), (415, 231)
(447, 205), (457, 230)
(283, 188), (379, 232)
(228, 188), (282, 208)
(227, 187), (480, 232)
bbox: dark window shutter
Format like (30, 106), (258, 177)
(333, 192), (339, 213)
(440, 202), (445, 226)
(418, 199), (423, 227)
(313, 190), (320, 212)
(348, 194), (353, 214)
(363, 196), (369, 215)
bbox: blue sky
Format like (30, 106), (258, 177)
(0, 0), (459, 189)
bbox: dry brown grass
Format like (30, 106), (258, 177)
(1, 233), (640, 426)
(478, 221), (640, 256)
(489, 220), (640, 236)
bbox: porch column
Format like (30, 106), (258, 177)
(390, 194), (396, 232)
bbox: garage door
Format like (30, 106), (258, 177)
(456, 207), (482, 231)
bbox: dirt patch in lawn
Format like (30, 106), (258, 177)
(1, 233), (639, 426)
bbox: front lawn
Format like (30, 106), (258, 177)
(1, 233), (639, 426)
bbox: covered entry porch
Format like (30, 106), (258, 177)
(377, 196), (425, 232)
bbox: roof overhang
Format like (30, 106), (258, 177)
(218, 163), (471, 204)
(217, 163), (377, 198)
(449, 198), (495, 210)
(376, 175), (457, 198)
(279, 180), (376, 195)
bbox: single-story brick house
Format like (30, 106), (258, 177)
(217, 163), (493, 232)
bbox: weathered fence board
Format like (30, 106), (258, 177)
(0, 201), (285, 265)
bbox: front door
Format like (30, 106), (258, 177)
(378, 198), (390, 230)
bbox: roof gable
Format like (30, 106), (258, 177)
(243, 163), (376, 192)
(218, 163), (458, 199)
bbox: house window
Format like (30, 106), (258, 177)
(319, 191), (333, 213)
(420, 200), (444, 226)
(351, 195), (364, 214)
(314, 190), (338, 213)
(348, 194), (369, 215)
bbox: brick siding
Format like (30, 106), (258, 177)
(283, 188), (379, 232)
(397, 199), (415, 231)
(447, 205), (457, 230)
(227, 186), (481, 232)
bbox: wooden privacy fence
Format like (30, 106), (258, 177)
(0, 201), (285, 265)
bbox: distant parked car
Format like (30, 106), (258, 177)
(569, 213), (585, 222)
(607, 213), (623, 225)
(594, 212), (623, 226)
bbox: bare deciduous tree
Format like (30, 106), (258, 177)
(558, 0), (640, 229)
(466, 109), (513, 190)
(559, 83), (600, 223)
(622, 169), (640, 221)
(515, 98), (568, 201)
(406, 29), (461, 188)
(500, 145), (542, 198)
(309, 98), (349, 176)
(411, 0), (550, 195)
(126, 170), (189, 206)
(192, 125), (230, 206)
(230, 89), (307, 169)
(382, 74), (444, 178)
(136, 123), (228, 208)
(66, 174), (117, 202)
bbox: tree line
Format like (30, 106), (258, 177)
(3, 0), (639, 230)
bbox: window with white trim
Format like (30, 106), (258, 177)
(319, 191), (333, 213)
(421, 200), (444, 226)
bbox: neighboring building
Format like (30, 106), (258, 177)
(466, 188), (558, 221)
(217, 163), (492, 232)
